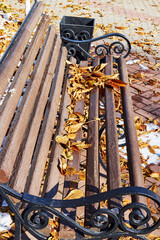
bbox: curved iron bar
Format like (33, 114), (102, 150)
(0, 183), (160, 239)
(61, 32), (131, 59)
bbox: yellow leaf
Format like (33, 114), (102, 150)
(66, 166), (77, 177)
(123, 199), (131, 206)
(61, 149), (73, 161)
(149, 183), (158, 194)
(67, 133), (77, 140)
(150, 172), (160, 180)
(152, 145), (159, 149)
(75, 112), (85, 122)
(148, 234), (160, 240)
(93, 63), (107, 72)
(148, 145), (156, 154)
(77, 171), (86, 181)
(65, 122), (83, 133)
(64, 189), (84, 200)
(49, 219), (59, 228)
(71, 141), (91, 151)
(56, 135), (69, 145)
(50, 229), (59, 239)
(134, 72), (145, 79)
(66, 60), (73, 65)
(115, 26), (128, 30)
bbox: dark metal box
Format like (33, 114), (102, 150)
(60, 16), (95, 61)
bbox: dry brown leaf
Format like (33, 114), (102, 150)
(71, 141), (91, 151)
(66, 166), (77, 177)
(134, 72), (145, 79)
(67, 133), (77, 140)
(64, 189), (84, 200)
(115, 26), (128, 30)
(148, 145), (156, 154)
(150, 172), (160, 180)
(49, 219), (59, 228)
(77, 171), (86, 181)
(56, 135), (69, 145)
(61, 149), (73, 161)
(50, 229), (59, 240)
(149, 183), (158, 194)
(65, 122), (83, 133)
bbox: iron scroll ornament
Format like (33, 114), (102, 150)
(61, 32), (131, 60)
(0, 184), (160, 239)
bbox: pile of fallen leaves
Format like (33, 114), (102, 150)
(56, 61), (126, 176)
(0, 2), (25, 59)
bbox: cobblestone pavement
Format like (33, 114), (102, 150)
(40, 0), (160, 121)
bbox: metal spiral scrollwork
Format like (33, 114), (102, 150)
(22, 206), (49, 230)
(0, 183), (160, 240)
(61, 28), (75, 39)
(95, 44), (109, 56)
(119, 202), (157, 235)
(109, 41), (125, 56)
(61, 32), (131, 60)
(91, 209), (119, 233)
(77, 30), (90, 40)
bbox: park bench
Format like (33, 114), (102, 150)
(0, 1), (160, 240)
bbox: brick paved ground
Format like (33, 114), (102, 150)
(40, 0), (160, 120)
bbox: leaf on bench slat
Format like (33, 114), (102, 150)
(64, 189), (84, 200)
(56, 135), (69, 145)
(65, 122), (83, 134)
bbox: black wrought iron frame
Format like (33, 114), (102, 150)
(61, 32), (131, 61)
(0, 183), (160, 239)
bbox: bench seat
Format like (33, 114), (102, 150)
(0, 2), (159, 240)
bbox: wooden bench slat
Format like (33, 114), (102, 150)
(0, 1), (45, 99)
(104, 56), (121, 192)
(0, 21), (52, 181)
(31, 47), (69, 199)
(118, 57), (144, 189)
(62, 60), (86, 199)
(59, 60), (86, 239)
(26, 46), (68, 196)
(0, 15), (50, 149)
(8, 26), (58, 193)
(43, 86), (70, 199)
(85, 59), (100, 226)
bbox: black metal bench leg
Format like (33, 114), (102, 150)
(15, 216), (21, 240)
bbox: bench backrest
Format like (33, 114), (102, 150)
(0, 2), (69, 198)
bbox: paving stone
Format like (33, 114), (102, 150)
(135, 109), (157, 119)
(147, 164), (160, 173)
(139, 90), (154, 98)
(132, 95), (153, 105)
(132, 99), (147, 108)
(152, 108), (160, 116)
(131, 83), (149, 92)
(143, 103), (160, 112)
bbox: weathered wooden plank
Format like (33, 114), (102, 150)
(43, 57), (72, 199)
(9, 30), (61, 194)
(104, 56), (122, 209)
(0, 1), (45, 99)
(105, 56), (121, 191)
(118, 57), (144, 189)
(0, 18), (51, 180)
(59, 61), (87, 240)
(63, 60), (86, 198)
(0, 14), (50, 149)
(25, 47), (68, 196)
(85, 59), (99, 226)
